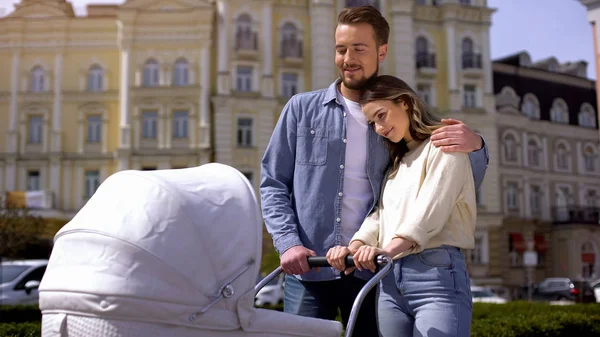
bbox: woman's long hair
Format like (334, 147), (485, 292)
(359, 75), (443, 177)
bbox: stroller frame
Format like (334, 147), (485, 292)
(255, 255), (393, 337)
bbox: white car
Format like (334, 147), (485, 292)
(471, 286), (507, 304)
(0, 259), (48, 306)
(255, 273), (284, 306)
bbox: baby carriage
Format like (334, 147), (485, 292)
(38, 163), (392, 337)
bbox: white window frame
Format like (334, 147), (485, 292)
(27, 170), (40, 191)
(281, 72), (299, 98)
(143, 59), (160, 87)
(87, 65), (104, 92)
(86, 115), (102, 143)
(142, 111), (159, 139)
(236, 116), (254, 148)
(172, 110), (189, 139)
(236, 65), (254, 92)
(30, 66), (46, 92)
(28, 116), (43, 144)
(84, 170), (101, 198)
(506, 181), (520, 211)
(173, 58), (189, 87)
(463, 84), (477, 108)
(417, 83), (434, 107)
(529, 184), (542, 214)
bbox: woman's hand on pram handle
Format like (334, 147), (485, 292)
(280, 245), (319, 275)
(326, 246), (354, 273)
(353, 245), (386, 273)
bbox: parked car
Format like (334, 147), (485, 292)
(531, 277), (596, 303)
(255, 273), (284, 306)
(590, 278), (600, 302)
(471, 286), (507, 304)
(0, 259), (48, 305)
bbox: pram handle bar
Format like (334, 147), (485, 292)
(255, 255), (393, 337)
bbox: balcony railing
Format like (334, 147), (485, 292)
(280, 39), (303, 59)
(416, 52), (436, 68)
(462, 53), (482, 69)
(552, 206), (600, 225)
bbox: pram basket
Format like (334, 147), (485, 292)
(256, 255), (393, 337)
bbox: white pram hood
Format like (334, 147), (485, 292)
(39, 164), (342, 337)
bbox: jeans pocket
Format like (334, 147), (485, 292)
(296, 126), (328, 166)
(417, 248), (452, 268)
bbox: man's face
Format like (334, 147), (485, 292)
(335, 23), (387, 91)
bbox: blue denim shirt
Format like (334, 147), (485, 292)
(260, 80), (489, 282)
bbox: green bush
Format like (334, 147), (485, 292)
(0, 305), (40, 323)
(0, 322), (41, 337)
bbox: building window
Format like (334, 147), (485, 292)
(87, 65), (103, 92)
(87, 115), (102, 143)
(507, 182), (519, 210)
(173, 58), (189, 86)
(416, 0), (426, 5)
(585, 190), (598, 208)
(84, 170), (100, 198)
(521, 94), (539, 119)
(468, 234), (485, 264)
(417, 83), (432, 107)
(555, 143), (569, 170)
(282, 72), (298, 98)
(143, 59), (160, 87)
(281, 23), (302, 58)
(582, 242), (596, 279)
(173, 111), (189, 139)
(30, 66), (45, 92)
(345, 0), (379, 9)
(503, 134), (518, 162)
(236, 66), (253, 92)
(509, 233), (525, 267)
(579, 105), (597, 128)
(527, 139), (542, 167)
(551, 99), (569, 124)
(142, 111), (158, 139)
(461, 38), (481, 69)
(235, 14), (258, 51)
(463, 85), (477, 108)
(583, 146), (596, 172)
(27, 171), (40, 191)
(529, 185), (542, 215)
(459, 0), (471, 4)
(237, 117), (253, 147)
(415, 37), (435, 68)
(28, 116), (43, 144)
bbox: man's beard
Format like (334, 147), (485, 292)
(340, 63), (379, 91)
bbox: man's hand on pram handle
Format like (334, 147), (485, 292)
(280, 245), (319, 275)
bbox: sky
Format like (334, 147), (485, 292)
(0, 0), (596, 79)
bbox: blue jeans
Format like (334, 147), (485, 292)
(284, 272), (378, 337)
(378, 246), (473, 337)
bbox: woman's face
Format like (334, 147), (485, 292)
(362, 99), (411, 143)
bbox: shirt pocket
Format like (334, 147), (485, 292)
(296, 126), (328, 166)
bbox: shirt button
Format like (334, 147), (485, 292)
(310, 129), (315, 135)
(340, 165), (344, 169)
(338, 192), (343, 197)
(343, 138), (347, 143)
(336, 218), (341, 222)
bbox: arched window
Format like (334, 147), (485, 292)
(503, 134), (518, 162)
(87, 64), (104, 92)
(143, 59), (160, 87)
(173, 58), (189, 86)
(30, 66), (45, 92)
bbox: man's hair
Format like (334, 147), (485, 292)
(337, 6), (390, 46)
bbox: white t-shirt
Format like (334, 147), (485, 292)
(340, 97), (373, 245)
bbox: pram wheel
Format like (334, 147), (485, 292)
(255, 255), (393, 337)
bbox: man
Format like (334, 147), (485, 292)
(260, 6), (489, 336)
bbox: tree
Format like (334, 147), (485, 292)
(0, 200), (46, 260)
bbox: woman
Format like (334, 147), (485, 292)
(326, 75), (476, 337)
